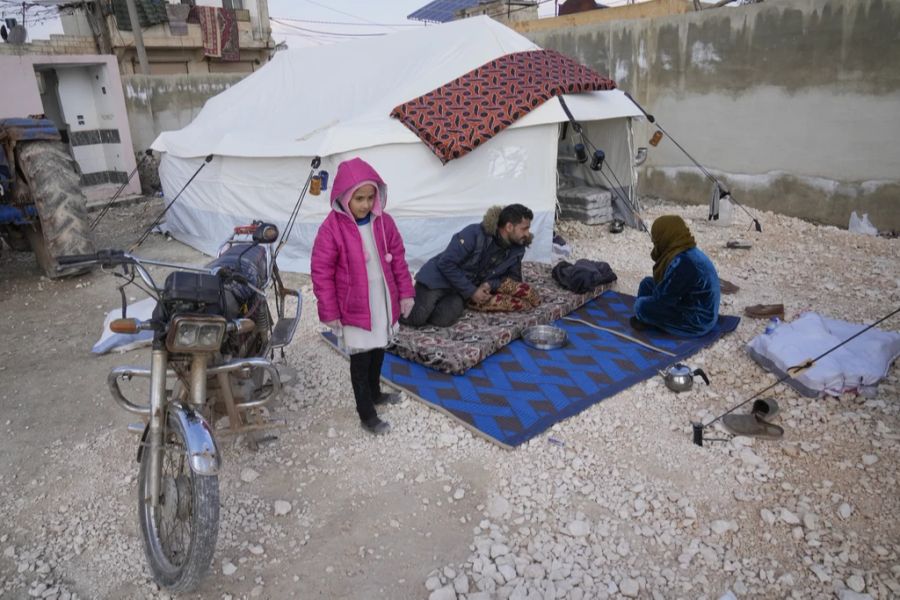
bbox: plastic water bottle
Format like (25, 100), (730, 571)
(764, 317), (781, 335)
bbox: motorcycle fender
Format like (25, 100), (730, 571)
(136, 404), (221, 476)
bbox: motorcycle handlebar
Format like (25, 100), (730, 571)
(57, 249), (128, 267)
(56, 253), (100, 265)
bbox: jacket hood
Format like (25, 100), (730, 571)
(481, 205), (503, 235)
(330, 157), (388, 216)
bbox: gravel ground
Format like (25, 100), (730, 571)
(0, 200), (897, 600)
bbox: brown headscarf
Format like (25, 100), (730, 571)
(650, 215), (696, 283)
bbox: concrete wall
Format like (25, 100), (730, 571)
(122, 73), (244, 152)
(520, 0), (900, 230)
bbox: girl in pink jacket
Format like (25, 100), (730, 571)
(311, 158), (415, 435)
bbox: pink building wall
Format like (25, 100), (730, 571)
(0, 53), (141, 196)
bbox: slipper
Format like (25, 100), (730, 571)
(719, 279), (740, 295)
(720, 413), (784, 440)
(751, 397), (779, 421)
(744, 304), (785, 319)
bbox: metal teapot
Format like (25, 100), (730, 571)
(659, 363), (710, 393)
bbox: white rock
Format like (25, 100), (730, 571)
(760, 509), (776, 525)
(487, 496), (510, 519)
(838, 503), (854, 520)
(439, 432), (458, 447)
(240, 468), (259, 483)
(619, 577), (640, 597)
(524, 564), (545, 579)
(498, 564), (517, 582)
(861, 454), (878, 466)
(274, 500), (292, 516)
(327, 427), (337, 438)
(568, 520), (591, 537)
(249, 544), (264, 555)
(710, 520), (737, 535)
(802, 513), (819, 530)
(490, 543), (510, 559)
(453, 574), (469, 594)
(425, 576), (442, 591)
(780, 509), (800, 525)
(429, 586), (457, 600)
(222, 561), (237, 576)
(739, 448), (764, 466)
(836, 590), (874, 600)
(453, 488), (465, 500)
(809, 564), (830, 583)
(846, 574), (866, 593)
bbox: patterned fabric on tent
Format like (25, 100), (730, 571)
(391, 49), (616, 163)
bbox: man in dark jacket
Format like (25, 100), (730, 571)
(401, 204), (533, 327)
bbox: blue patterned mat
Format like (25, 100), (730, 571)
(322, 291), (740, 448)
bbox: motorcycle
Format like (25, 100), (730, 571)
(57, 221), (301, 592)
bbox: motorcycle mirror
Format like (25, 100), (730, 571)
(252, 223), (279, 244)
(110, 318), (140, 334)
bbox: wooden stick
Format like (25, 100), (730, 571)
(561, 317), (678, 357)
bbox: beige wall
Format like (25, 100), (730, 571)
(122, 73), (246, 152)
(521, 0), (900, 230)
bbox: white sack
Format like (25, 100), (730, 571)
(747, 312), (900, 397)
(92, 297), (157, 355)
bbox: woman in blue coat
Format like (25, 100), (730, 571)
(632, 215), (720, 337)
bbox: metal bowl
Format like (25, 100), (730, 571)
(522, 325), (567, 350)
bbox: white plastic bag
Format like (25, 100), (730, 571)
(849, 211), (878, 236)
(709, 183), (734, 227)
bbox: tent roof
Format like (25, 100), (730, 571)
(152, 16), (642, 160)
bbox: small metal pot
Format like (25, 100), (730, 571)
(659, 363), (710, 393)
(522, 325), (567, 350)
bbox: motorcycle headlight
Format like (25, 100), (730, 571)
(166, 315), (226, 353)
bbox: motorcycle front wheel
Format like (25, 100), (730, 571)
(137, 412), (219, 593)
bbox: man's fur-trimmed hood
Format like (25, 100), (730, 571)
(481, 205), (503, 236)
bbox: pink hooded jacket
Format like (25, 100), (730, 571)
(310, 158), (415, 330)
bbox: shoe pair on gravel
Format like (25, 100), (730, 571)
(721, 398), (783, 440)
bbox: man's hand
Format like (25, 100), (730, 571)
(470, 282), (492, 305)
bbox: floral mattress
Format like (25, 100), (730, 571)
(388, 262), (616, 374)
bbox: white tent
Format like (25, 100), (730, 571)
(152, 16), (642, 273)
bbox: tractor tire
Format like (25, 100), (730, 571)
(15, 141), (94, 278)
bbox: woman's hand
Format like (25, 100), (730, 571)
(323, 320), (341, 332)
(400, 298), (415, 318)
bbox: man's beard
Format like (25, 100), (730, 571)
(512, 233), (533, 247)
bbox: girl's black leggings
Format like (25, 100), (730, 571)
(349, 348), (385, 422)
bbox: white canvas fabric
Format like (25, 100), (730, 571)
(151, 16), (643, 273)
(747, 312), (900, 397)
